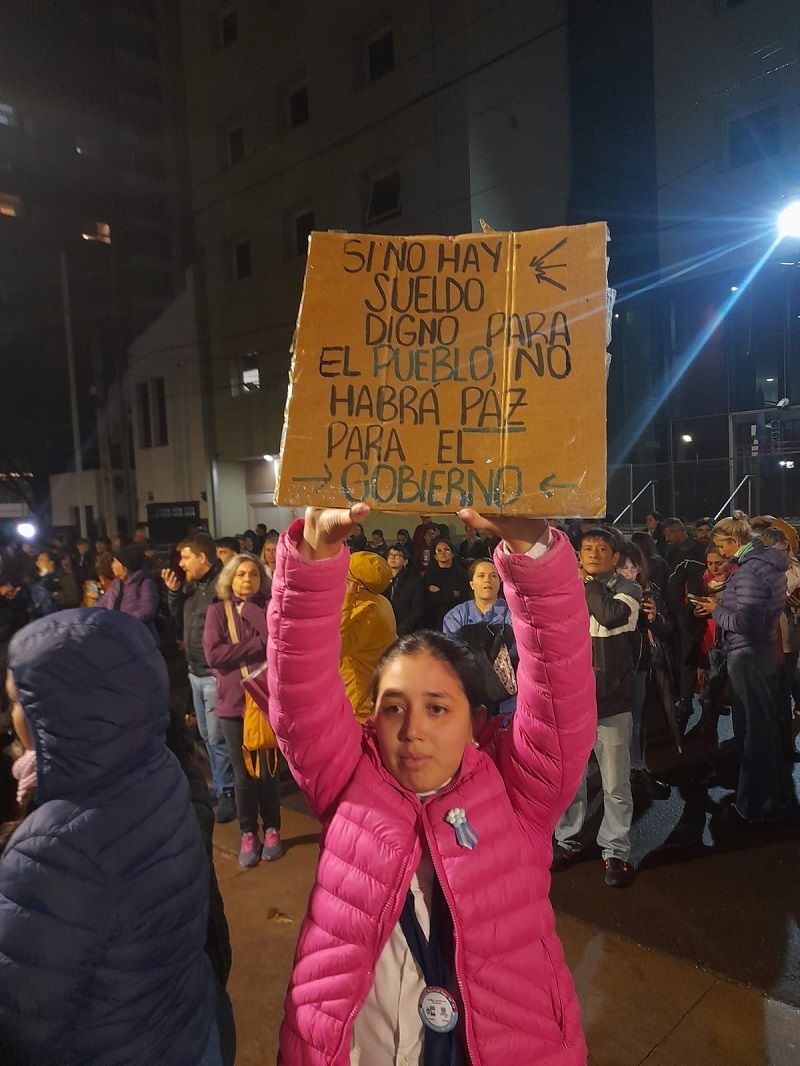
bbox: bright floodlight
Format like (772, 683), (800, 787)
(681, 434), (693, 443)
(777, 201), (800, 239)
(262, 454), (273, 462)
(16, 522), (35, 539)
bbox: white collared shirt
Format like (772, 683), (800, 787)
(350, 532), (553, 1064)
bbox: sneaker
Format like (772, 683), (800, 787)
(604, 857), (635, 888)
(238, 832), (260, 868)
(550, 844), (580, 872)
(215, 791), (237, 824)
(208, 787), (218, 807)
(261, 828), (283, 862)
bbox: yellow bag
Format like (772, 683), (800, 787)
(224, 601), (279, 778)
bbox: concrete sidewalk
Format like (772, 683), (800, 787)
(214, 809), (800, 1066)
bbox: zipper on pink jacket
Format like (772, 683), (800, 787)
(334, 849), (415, 1063)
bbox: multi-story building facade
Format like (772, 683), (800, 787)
(651, 0), (800, 519)
(182, 0), (800, 530)
(0, 0), (190, 534)
(181, 0), (662, 533)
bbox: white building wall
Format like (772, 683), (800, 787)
(127, 273), (210, 524)
(49, 471), (103, 530)
(179, 0), (575, 481)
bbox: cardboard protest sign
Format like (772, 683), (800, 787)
(275, 222), (609, 515)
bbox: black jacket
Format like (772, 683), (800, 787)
(383, 567), (426, 636)
(585, 571), (642, 718)
(423, 562), (472, 630)
(167, 562), (221, 676)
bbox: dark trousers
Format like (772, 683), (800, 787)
(218, 716), (281, 836)
(727, 645), (786, 819)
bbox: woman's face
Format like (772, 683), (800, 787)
(645, 514), (658, 532)
(231, 560), (261, 600)
(706, 552), (734, 580)
(111, 558), (128, 581)
(243, 536), (255, 552)
(397, 531), (409, 545)
(387, 548), (407, 575)
(617, 557), (640, 582)
(712, 536), (741, 559)
(373, 652), (478, 793)
(261, 541), (277, 569)
(433, 542), (453, 568)
(470, 562), (499, 603)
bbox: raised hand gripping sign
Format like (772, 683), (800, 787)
(275, 223), (610, 516)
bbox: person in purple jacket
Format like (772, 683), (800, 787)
(694, 513), (790, 823)
(203, 553), (282, 868)
(97, 545), (159, 638)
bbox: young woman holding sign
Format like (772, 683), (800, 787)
(267, 503), (595, 1065)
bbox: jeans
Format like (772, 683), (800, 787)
(190, 673), (234, 797)
(197, 1017), (224, 1066)
(727, 645), (786, 819)
(218, 715), (282, 836)
(555, 711), (633, 861)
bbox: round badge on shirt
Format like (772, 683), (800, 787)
(418, 986), (458, 1033)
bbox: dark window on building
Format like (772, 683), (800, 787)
(288, 83), (309, 129)
(294, 209), (315, 256)
(367, 30), (394, 82)
(241, 351), (260, 391)
(138, 381), (152, 448)
(233, 239), (251, 280)
(366, 169), (401, 224)
(729, 106), (780, 168)
(221, 7), (237, 46)
(153, 377), (168, 446)
(228, 124), (244, 165)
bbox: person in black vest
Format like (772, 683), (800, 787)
(162, 533), (236, 824)
(382, 544), (426, 636)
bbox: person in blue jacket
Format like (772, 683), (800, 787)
(0, 608), (226, 1066)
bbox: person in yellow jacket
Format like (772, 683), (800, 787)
(340, 551), (397, 722)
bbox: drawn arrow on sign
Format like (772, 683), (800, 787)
(291, 463), (332, 491)
(539, 473), (577, 498)
(529, 237), (568, 291)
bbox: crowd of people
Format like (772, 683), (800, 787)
(0, 502), (796, 1063)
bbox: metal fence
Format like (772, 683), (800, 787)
(608, 450), (800, 532)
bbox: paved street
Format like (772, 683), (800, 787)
(214, 729), (800, 1066)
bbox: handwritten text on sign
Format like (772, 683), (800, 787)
(276, 224), (608, 515)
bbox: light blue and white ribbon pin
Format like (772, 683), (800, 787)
(445, 807), (478, 850)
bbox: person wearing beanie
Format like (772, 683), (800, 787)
(98, 545), (160, 639)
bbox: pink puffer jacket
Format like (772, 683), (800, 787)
(267, 522), (596, 1065)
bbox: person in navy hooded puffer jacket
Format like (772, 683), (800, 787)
(0, 608), (221, 1066)
(694, 514), (790, 822)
